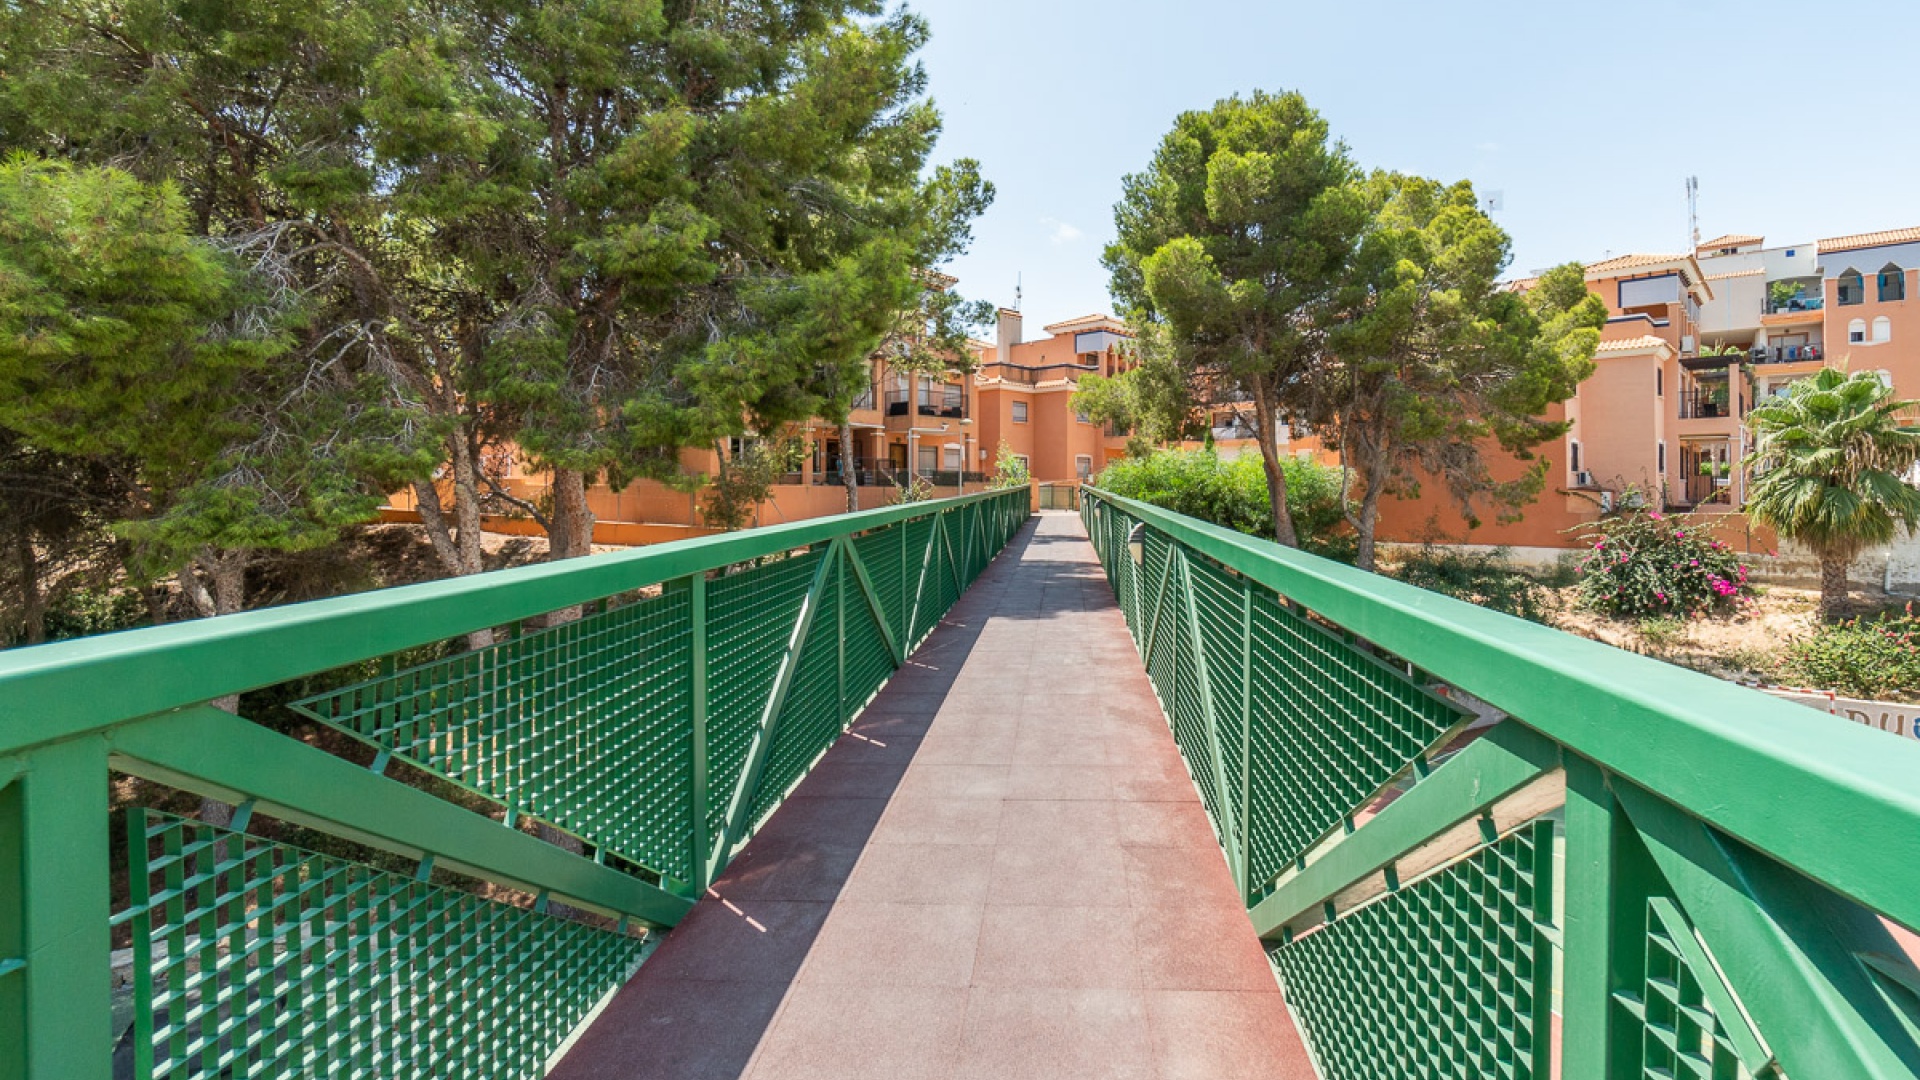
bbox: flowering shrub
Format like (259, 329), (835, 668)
(1573, 511), (1753, 618)
(1783, 605), (1920, 699)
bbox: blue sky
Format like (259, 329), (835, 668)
(911, 0), (1920, 329)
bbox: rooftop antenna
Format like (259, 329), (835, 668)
(1686, 176), (1700, 252)
(1014, 273), (1023, 312)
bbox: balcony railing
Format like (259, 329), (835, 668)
(1081, 487), (1920, 1080)
(0, 489), (1031, 1079)
(883, 385), (967, 419)
(1770, 296), (1824, 314)
(1752, 343), (1823, 363)
(1677, 388), (1735, 419)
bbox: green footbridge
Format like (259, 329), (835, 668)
(0, 484), (1914, 1079)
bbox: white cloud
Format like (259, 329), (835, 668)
(1041, 216), (1083, 246)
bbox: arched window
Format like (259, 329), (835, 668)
(1873, 316), (1892, 344)
(1881, 263), (1907, 303)
(1838, 269), (1865, 306)
(1850, 318), (1868, 344)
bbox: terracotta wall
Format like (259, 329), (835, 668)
(1826, 267), (1920, 388)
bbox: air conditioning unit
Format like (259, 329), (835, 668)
(1574, 470), (1594, 487)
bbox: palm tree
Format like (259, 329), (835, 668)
(1744, 368), (1920, 618)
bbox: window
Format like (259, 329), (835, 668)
(1075, 455), (1094, 480)
(942, 445), (962, 470)
(1838, 269), (1865, 306)
(1013, 454), (1029, 470)
(916, 446), (936, 472)
(1075, 410), (1090, 424)
(1570, 441), (1582, 475)
(1850, 318), (1868, 344)
(1012, 401), (1028, 423)
(1785, 249), (1796, 258)
(1657, 441), (1667, 474)
(1880, 264), (1906, 303)
(1873, 316), (1892, 344)
(1656, 368), (1663, 397)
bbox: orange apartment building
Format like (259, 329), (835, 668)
(1376, 226), (1920, 552)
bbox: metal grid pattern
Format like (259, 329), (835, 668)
(749, 557), (846, 823)
(123, 811), (646, 1080)
(900, 516), (937, 647)
(291, 591), (695, 881)
(853, 525), (907, 649)
(1271, 822), (1554, 1080)
(704, 548), (825, 841)
(909, 516), (958, 647)
(1085, 498), (1462, 892)
(1632, 900), (1767, 1080)
(843, 559), (898, 714)
(1244, 587), (1463, 890)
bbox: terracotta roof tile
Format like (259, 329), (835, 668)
(1594, 334), (1672, 355)
(1705, 268), (1765, 280)
(1586, 253), (1690, 275)
(1697, 233), (1763, 251)
(1818, 227), (1920, 254)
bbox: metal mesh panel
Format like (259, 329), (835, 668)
(909, 516), (957, 647)
(844, 562), (897, 713)
(124, 811), (645, 1080)
(290, 591), (695, 881)
(1167, 556), (1221, 828)
(1244, 587), (1463, 891)
(900, 516), (936, 647)
(705, 549), (824, 840)
(750, 557), (845, 823)
(1632, 899), (1769, 1080)
(1272, 822), (1554, 1080)
(1188, 555), (1248, 852)
(853, 525), (906, 650)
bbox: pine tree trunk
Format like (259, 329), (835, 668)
(841, 420), (860, 514)
(16, 531), (45, 645)
(1354, 484), (1384, 572)
(1249, 387), (1298, 547)
(548, 468), (595, 561)
(1819, 555), (1850, 621)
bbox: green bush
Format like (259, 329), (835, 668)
(1095, 449), (1351, 559)
(1783, 607), (1920, 699)
(1573, 511), (1752, 618)
(1389, 547), (1554, 623)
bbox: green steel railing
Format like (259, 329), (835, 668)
(1081, 487), (1920, 1080)
(0, 487), (1029, 1080)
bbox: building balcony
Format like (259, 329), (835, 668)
(1752, 343), (1823, 364)
(883, 385), (967, 421)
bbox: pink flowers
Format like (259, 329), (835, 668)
(1710, 577), (1738, 597)
(1650, 511), (1665, 521)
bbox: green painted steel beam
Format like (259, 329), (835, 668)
(0, 490), (1009, 757)
(1616, 779), (1920, 1077)
(3, 737), (112, 1080)
(1248, 721), (1560, 939)
(1559, 755), (1653, 1079)
(108, 707), (693, 928)
(1086, 488), (1920, 935)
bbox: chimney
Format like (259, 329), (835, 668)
(996, 308), (1022, 365)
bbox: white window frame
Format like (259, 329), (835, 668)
(1872, 316), (1892, 344)
(1075, 455), (1094, 480)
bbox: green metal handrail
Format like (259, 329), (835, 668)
(1081, 486), (1920, 1080)
(0, 487), (1031, 1080)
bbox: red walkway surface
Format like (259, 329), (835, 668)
(550, 512), (1315, 1080)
